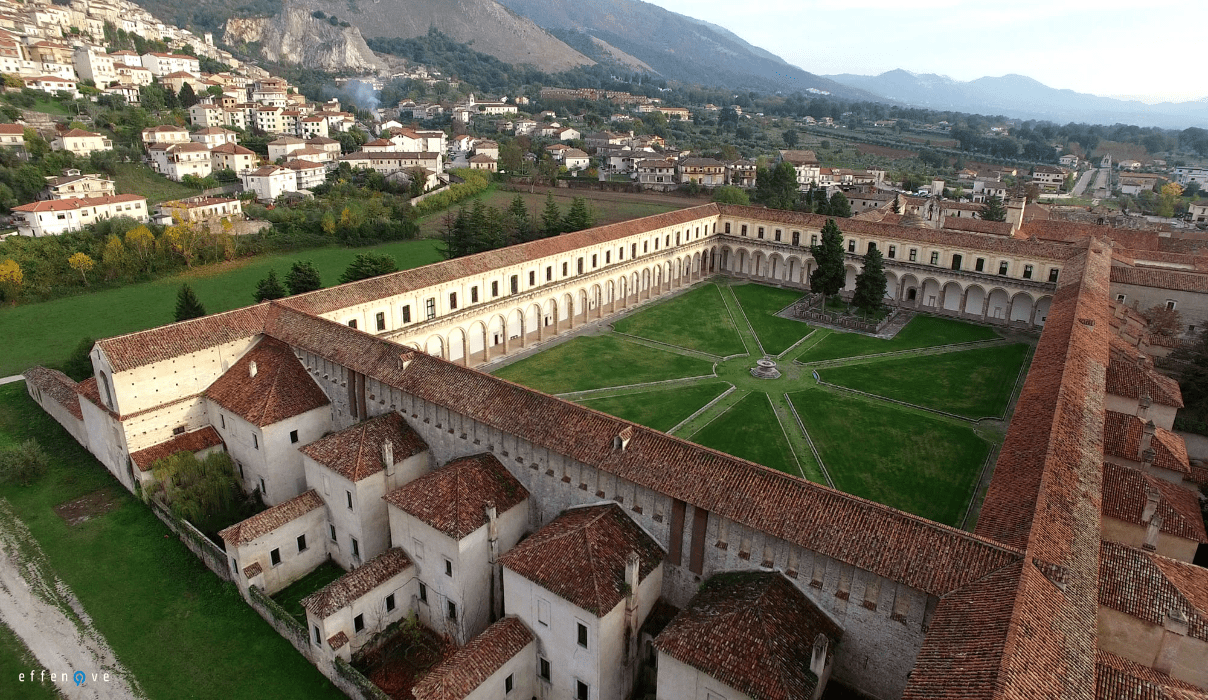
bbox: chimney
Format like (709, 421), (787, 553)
(625, 551), (640, 600)
(810, 634), (829, 677)
(249, 360), (258, 378)
(1153, 609), (1189, 675)
(1139, 420), (1156, 460)
(1141, 486), (1161, 523)
(1143, 515), (1163, 551)
(486, 504), (499, 552)
(1142, 447), (1156, 470)
(1138, 391), (1152, 419)
(381, 441), (394, 475)
(614, 426), (634, 452)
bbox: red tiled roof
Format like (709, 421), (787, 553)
(302, 549), (411, 619)
(1102, 462), (1207, 543)
(499, 503), (663, 616)
(1103, 411), (1190, 475)
(12, 194), (144, 212)
(942, 217), (1014, 236)
(96, 304), (270, 374)
(1095, 650), (1208, 700)
(384, 453), (529, 540)
(129, 426), (223, 472)
(412, 617), (534, 700)
(299, 411), (426, 482)
(59, 128), (100, 138)
(204, 337), (329, 427)
(219, 489), (323, 546)
(22, 366), (82, 420)
(653, 571), (843, 700)
(327, 631), (348, 650)
(1106, 357), (1183, 408)
(210, 143), (255, 155)
(1098, 540), (1208, 643)
(243, 561), (262, 578)
(1111, 266), (1208, 293)
(0, 124), (24, 135)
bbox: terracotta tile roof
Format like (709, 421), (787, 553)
(74, 376), (106, 414)
(204, 337), (329, 427)
(1111, 266), (1208, 293)
(59, 129), (101, 138)
(411, 617), (533, 700)
(283, 159), (323, 171)
(129, 426), (223, 472)
(327, 631), (348, 650)
(302, 548), (411, 619)
(0, 124), (24, 135)
(12, 194), (145, 212)
(941, 217), (1014, 236)
(262, 303), (1023, 597)
(219, 489), (323, 546)
(299, 411), (426, 482)
(1095, 650), (1208, 700)
(96, 304), (270, 374)
(499, 504), (663, 616)
(1106, 357), (1183, 408)
(1103, 411), (1190, 475)
(384, 453), (528, 540)
(1102, 462), (1207, 543)
(22, 366), (82, 420)
(243, 561), (262, 578)
(653, 571), (843, 700)
(1098, 540), (1208, 643)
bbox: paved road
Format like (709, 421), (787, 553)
(0, 375), (23, 385)
(1071, 169), (1096, 196)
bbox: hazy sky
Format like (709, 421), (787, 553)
(641, 0), (1206, 103)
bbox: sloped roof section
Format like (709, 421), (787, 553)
(97, 304), (270, 374)
(205, 337), (329, 427)
(302, 548), (411, 620)
(219, 489), (323, 546)
(129, 426), (223, 472)
(384, 453), (528, 540)
(1103, 411), (1190, 476)
(1105, 356), (1183, 408)
(1101, 462), (1207, 543)
(411, 617), (534, 700)
(499, 503), (663, 617)
(1095, 650), (1208, 700)
(299, 411), (427, 482)
(1098, 541), (1208, 643)
(22, 366), (83, 419)
(653, 571), (842, 700)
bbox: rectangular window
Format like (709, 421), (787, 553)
(1048, 268), (1059, 283)
(951, 254), (962, 271)
(725, 222), (731, 233)
(491, 281), (499, 297)
(757, 227), (765, 239)
(775, 229), (782, 242)
(348, 319), (357, 329)
(591, 254), (597, 268)
(618, 248), (624, 261)
(447, 600), (457, 621)
(505, 674), (514, 694)
(741, 225), (748, 237)
(471, 286), (479, 303)
(546, 266), (553, 282)
(510, 275), (518, 294)
(444, 559), (453, 577)
(329, 524), (337, 541)
(537, 598), (550, 627)
(605, 251), (611, 264)
(1023, 264), (1033, 280)
(449, 293), (457, 310)
(375, 312), (385, 331)
(351, 538), (360, 558)
(868, 241), (877, 253)
(314, 626), (321, 646)
(577, 622), (588, 648)
(976, 258), (985, 272)
(848, 240), (856, 252)
(425, 298), (436, 320)
(354, 614), (364, 633)
(385, 594), (395, 612)
(792, 231), (800, 246)
(811, 234), (818, 246)
(270, 548), (281, 566)
(539, 658), (551, 682)
(253, 433), (259, 450)
(909, 249), (917, 262)
(419, 582), (428, 603)
(412, 538), (424, 560)
(346, 490), (353, 511)
(1116, 294), (1126, 303)
(668, 499), (687, 566)
(402, 305), (411, 323)
(888, 245), (896, 259)
(930, 251), (939, 265)
(998, 261), (1009, 275)
(644, 241), (649, 253)
(577, 258), (584, 274)
(297, 534), (307, 552)
(1166, 300), (1177, 311)
(290, 429), (298, 444)
(577, 681), (589, 700)
(220, 414), (225, 429)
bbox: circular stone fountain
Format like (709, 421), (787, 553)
(750, 358), (781, 380)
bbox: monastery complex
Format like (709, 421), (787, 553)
(22, 202), (1208, 700)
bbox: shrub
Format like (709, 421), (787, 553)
(0, 439), (50, 485)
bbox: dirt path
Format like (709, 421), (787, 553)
(0, 499), (142, 699)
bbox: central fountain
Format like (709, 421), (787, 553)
(750, 358), (781, 379)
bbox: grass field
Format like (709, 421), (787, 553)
(728, 283), (811, 355)
(576, 381), (730, 432)
(493, 335), (714, 394)
(416, 188), (685, 238)
(798, 315), (1000, 362)
(0, 239), (443, 377)
(111, 163), (200, 204)
(821, 344), (1030, 419)
(612, 283), (745, 356)
(692, 392), (800, 476)
(789, 387), (988, 525)
(0, 383), (346, 699)
(0, 620), (60, 700)
(273, 560), (346, 623)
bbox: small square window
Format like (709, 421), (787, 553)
(1023, 264), (1033, 279)
(447, 600), (457, 620)
(577, 622), (588, 648)
(354, 614), (364, 633)
(270, 548), (281, 566)
(347, 319), (357, 329)
(1166, 300), (1177, 311)
(290, 429), (298, 444)
(1048, 268), (1059, 283)
(386, 594), (395, 612)
(909, 249), (918, 262)
(930, 251), (939, 265)
(419, 582), (428, 603)
(998, 261), (1009, 275)
(577, 680), (589, 700)
(505, 674), (514, 694)
(539, 658), (551, 682)
(1116, 294), (1127, 303)
(444, 559), (453, 577)
(848, 240), (856, 252)
(297, 534), (307, 552)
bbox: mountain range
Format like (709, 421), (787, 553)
(823, 70), (1208, 129)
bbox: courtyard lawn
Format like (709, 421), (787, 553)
(612, 283), (745, 356)
(820, 344), (1030, 419)
(0, 239), (443, 378)
(797, 315), (1000, 362)
(789, 387), (988, 526)
(0, 620), (59, 700)
(0, 383), (346, 699)
(273, 560), (346, 623)
(729, 283), (812, 355)
(576, 381), (731, 432)
(691, 392), (800, 476)
(492, 335), (715, 394)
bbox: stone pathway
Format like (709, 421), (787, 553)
(610, 332), (724, 363)
(796, 338), (1013, 370)
(0, 376), (24, 386)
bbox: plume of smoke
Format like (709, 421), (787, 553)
(327, 79), (380, 111)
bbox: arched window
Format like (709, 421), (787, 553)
(99, 371), (113, 409)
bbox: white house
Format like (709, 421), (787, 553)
(268, 136), (307, 162)
(11, 194), (147, 237)
(72, 47), (115, 86)
(411, 617), (536, 700)
(153, 142), (212, 182)
(384, 452), (530, 645)
(242, 165), (297, 202)
(41, 172), (115, 200)
(500, 503), (665, 700)
(188, 103), (225, 128)
(155, 196), (243, 225)
(22, 75), (77, 97)
(141, 125), (190, 148)
(283, 159), (326, 190)
(51, 129), (111, 156)
(139, 52), (200, 77)
(220, 489), (330, 596)
(562, 148), (590, 172)
(210, 143), (258, 175)
(0, 124), (25, 150)
(303, 548), (414, 662)
(190, 127), (238, 148)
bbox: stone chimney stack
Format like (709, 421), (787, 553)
(1138, 392), (1152, 420)
(1143, 515), (1163, 551)
(1142, 486), (1161, 523)
(1007, 196), (1026, 235)
(810, 634), (829, 677)
(1154, 609), (1189, 675)
(1139, 420), (1156, 460)
(1142, 448), (1156, 471)
(381, 441), (394, 476)
(249, 360), (258, 378)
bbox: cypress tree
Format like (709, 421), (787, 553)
(339, 253), (397, 283)
(541, 193), (563, 238)
(809, 219), (846, 302)
(253, 269), (287, 302)
(562, 197), (594, 232)
(284, 260), (322, 295)
(507, 194), (533, 243)
(852, 247), (888, 316)
(980, 195), (1007, 222)
(827, 191), (852, 218)
(440, 206), (476, 259)
(174, 284), (206, 322)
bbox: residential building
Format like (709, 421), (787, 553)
(561, 148), (589, 172)
(11, 194), (148, 236)
(242, 164), (297, 202)
(338, 152), (443, 177)
(779, 150), (821, 187)
(220, 490), (330, 595)
(155, 196), (243, 225)
(51, 129), (111, 156)
(188, 103), (225, 128)
(0, 123), (25, 151)
(468, 154), (497, 172)
(139, 52), (200, 77)
(679, 158), (725, 186)
(267, 136), (306, 162)
(1190, 200), (1208, 224)
(637, 159), (676, 185)
(303, 549), (415, 661)
(22, 74), (76, 96)
(141, 125), (189, 148)
(190, 127), (238, 148)
(209, 143), (258, 175)
(40, 172), (116, 200)
(72, 46), (115, 85)
(1032, 165), (1067, 192)
(150, 142), (212, 182)
(299, 115), (328, 139)
(283, 159), (326, 190)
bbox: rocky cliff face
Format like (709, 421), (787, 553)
(223, 2), (384, 72)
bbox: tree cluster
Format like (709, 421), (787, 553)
(441, 194), (594, 260)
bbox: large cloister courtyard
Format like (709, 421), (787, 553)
(491, 280), (1034, 528)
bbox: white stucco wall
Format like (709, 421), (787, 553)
(230, 506), (329, 595)
(306, 565), (415, 659)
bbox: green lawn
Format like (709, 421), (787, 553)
(798, 315), (1000, 362)
(576, 381), (731, 432)
(612, 283), (745, 356)
(692, 392), (799, 476)
(417, 188), (684, 238)
(0, 239), (443, 377)
(729, 283), (812, 355)
(0, 383), (346, 699)
(821, 344), (1030, 419)
(0, 620), (60, 700)
(111, 163), (200, 204)
(273, 560), (346, 623)
(492, 335), (714, 394)
(789, 387), (988, 526)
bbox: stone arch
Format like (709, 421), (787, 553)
(692, 251), (702, 279)
(845, 264), (860, 291)
(591, 283), (603, 318)
(986, 288), (1011, 321)
(941, 280), (963, 312)
(605, 279), (616, 312)
(736, 248), (749, 275)
(787, 256), (805, 286)
(447, 328), (467, 365)
(507, 308), (525, 346)
(642, 268), (651, 298)
(467, 320), (488, 364)
(898, 273), (920, 304)
(884, 271), (900, 300)
(963, 284), (987, 318)
(752, 250), (766, 278)
(1034, 295), (1053, 327)
(769, 253), (785, 282)
(487, 314), (507, 353)
(1009, 291), (1034, 324)
(526, 303), (541, 342)
(921, 278), (942, 309)
(561, 292), (575, 328)
(578, 288), (590, 322)
(543, 298), (558, 332)
(425, 334), (445, 359)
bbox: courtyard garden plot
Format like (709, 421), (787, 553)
(490, 278), (1032, 529)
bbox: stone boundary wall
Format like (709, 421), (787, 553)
(147, 497), (232, 582)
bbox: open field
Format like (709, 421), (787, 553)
(492, 335), (714, 394)
(612, 283), (745, 356)
(0, 383), (346, 699)
(111, 163), (200, 204)
(728, 283), (810, 354)
(788, 387), (989, 526)
(0, 239), (442, 377)
(576, 381), (730, 432)
(691, 392), (800, 476)
(821, 343), (1030, 419)
(798, 315), (1000, 362)
(854, 143), (918, 160)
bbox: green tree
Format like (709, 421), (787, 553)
(980, 195), (1007, 222)
(783, 129), (799, 148)
(441, 206), (478, 259)
(148, 451), (242, 525)
(541, 193), (563, 238)
(253, 269), (287, 302)
(285, 260), (322, 295)
(563, 197), (594, 232)
(712, 185), (750, 205)
(0, 439), (49, 486)
(506, 194), (534, 243)
(174, 283), (206, 322)
(60, 336), (96, 381)
(809, 219), (846, 302)
(851, 247), (887, 316)
(756, 161), (799, 210)
(339, 252), (398, 283)
(826, 192), (852, 218)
